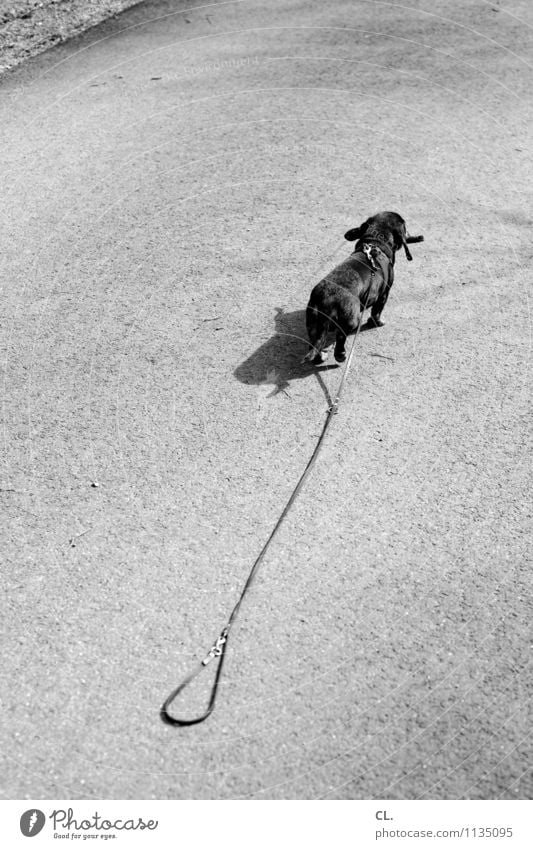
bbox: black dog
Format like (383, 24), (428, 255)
(304, 212), (423, 364)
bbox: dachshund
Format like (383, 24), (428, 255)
(304, 212), (423, 364)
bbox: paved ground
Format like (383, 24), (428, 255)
(1, 0), (531, 800)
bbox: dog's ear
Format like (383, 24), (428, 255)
(346, 217), (371, 241)
(392, 223), (407, 251)
(344, 227), (361, 241)
(389, 222), (415, 260)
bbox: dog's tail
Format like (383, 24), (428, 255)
(303, 304), (331, 362)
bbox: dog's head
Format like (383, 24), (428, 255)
(344, 211), (423, 261)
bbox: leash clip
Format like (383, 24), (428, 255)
(362, 243), (378, 273)
(202, 627), (229, 666)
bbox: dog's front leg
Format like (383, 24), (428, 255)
(370, 292), (390, 326)
(369, 274), (393, 328)
(369, 304), (387, 327)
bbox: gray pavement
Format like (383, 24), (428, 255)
(0, 0), (531, 799)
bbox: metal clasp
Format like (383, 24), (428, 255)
(202, 628), (229, 666)
(362, 243), (378, 273)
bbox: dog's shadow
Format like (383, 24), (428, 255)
(234, 307), (343, 405)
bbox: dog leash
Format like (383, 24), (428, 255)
(160, 326), (362, 726)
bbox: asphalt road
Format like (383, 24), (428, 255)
(1, 0), (531, 800)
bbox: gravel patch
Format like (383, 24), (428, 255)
(0, 0), (140, 73)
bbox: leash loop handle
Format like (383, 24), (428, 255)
(160, 627), (230, 726)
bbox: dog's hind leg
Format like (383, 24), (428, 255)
(303, 305), (330, 364)
(333, 330), (347, 363)
(334, 312), (361, 363)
